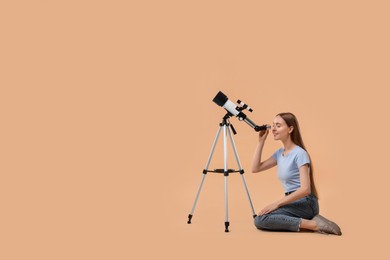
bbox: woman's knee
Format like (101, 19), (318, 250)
(254, 215), (268, 229)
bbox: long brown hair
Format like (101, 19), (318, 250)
(277, 112), (319, 198)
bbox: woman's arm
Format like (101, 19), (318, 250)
(277, 164), (311, 205)
(258, 164), (311, 215)
(251, 129), (277, 173)
(252, 153), (277, 173)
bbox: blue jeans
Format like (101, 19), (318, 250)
(254, 194), (319, 232)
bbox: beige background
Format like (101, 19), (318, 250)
(1, 1), (389, 259)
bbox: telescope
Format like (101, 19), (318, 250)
(187, 91), (266, 231)
(212, 91), (270, 132)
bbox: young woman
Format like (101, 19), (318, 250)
(252, 112), (342, 235)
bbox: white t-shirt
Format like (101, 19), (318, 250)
(272, 145), (310, 193)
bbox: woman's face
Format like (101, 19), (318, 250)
(272, 115), (292, 141)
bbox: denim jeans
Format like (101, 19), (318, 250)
(254, 193), (319, 232)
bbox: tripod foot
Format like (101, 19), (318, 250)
(187, 214), (193, 224)
(225, 221), (230, 232)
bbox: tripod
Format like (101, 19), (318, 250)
(187, 113), (257, 232)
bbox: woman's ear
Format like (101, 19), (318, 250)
(288, 126), (294, 134)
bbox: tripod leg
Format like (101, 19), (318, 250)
(187, 126), (223, 224)
(227, 127), (257, 218)
(224, 174), (229, 232)
(240, 175), (257, 218)
(223, 125), (230, 232)
(187, 173), (206, 224)
(205, 126), (223, 171)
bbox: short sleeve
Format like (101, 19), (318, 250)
(295, 149), (310, 169)
(272, 148), (282, 161)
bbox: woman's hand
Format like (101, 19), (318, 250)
(258, 129), (269, 142)
(258, 202), (279, 215)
